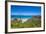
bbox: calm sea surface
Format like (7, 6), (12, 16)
(11, 15), (32, 19)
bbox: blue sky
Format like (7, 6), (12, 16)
(11, 5), (41, 16)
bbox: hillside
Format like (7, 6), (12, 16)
(11, 16), (41, 28)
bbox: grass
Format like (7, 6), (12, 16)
(11, 19), (41, 28)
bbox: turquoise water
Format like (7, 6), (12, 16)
(11, 15), (32, 19)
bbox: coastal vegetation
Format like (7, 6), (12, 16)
(11, 16), (41, 28)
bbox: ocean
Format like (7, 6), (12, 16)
(11, 15), (32, 19)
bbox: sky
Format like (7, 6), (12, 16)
(11, 5), (41, 16)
